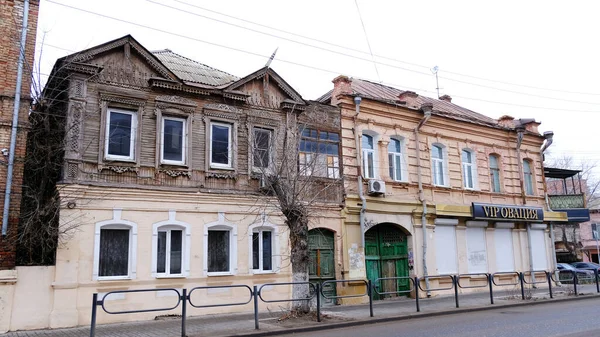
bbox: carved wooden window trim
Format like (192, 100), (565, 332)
(155, 106), (192, 168)
(205, 117), (238, 172)
(98, 95), (144, 166)
(249, 124), (276, 175)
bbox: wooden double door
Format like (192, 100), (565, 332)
(365, 224), (410, 300)
(308, 228), (336, 305)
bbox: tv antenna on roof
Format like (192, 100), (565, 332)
(431, 66), (441, 98)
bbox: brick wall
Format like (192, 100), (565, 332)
(0, 0), (39, 269)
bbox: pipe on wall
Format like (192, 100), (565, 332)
(352, 96), (366, 249)
(415, 103), (432, 295)
(2, 0), (30, 236)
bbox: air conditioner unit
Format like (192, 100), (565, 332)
(367, 179), (386, 195)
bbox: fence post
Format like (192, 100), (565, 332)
(90, 293), (98, 337)
(368, 280), (374, 317)
(253, 285), (260, 330)
(546, 272), (553, 299)
(573, 272), (578, 296)
(488, 274), (494, 305)
(181, 289), (187, 337)
(519, 272), (525, 300)
(453, 276), (459, 308)
(414, 277), (420, 312)
(316, 283), (321, 323)
(595, 269), (599, 293)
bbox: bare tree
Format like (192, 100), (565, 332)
(251, 103), (342, 313)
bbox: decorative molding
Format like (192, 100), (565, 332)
(67, 162), (78, 179)
(150, 80), (212, 95)
(99, 93), (146, 107)
(99, 165), (139, 174)
(64, 62), (102, 76)
(155, 95), (197, 107)
(247, 115), (280, 127)
(204, 109), (240, 121)
(206, 172), (238, 180)
(156, 102), (195, 114)
(204, 103), (242, 114)
(69, 102), (84, 152)
(159, 169), (192, 178)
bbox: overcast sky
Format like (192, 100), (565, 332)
(35, 0), (600, 174)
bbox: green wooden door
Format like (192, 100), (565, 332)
(365, 224), (409, 300)
(309, 229), (336, 305)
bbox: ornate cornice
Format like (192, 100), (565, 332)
(204, 103), (242, 114)
(158, 169), (192, 178)
(99, 93), (146, 107)
(206, 172), (238, 180)
(99, 166), (139, 174)
(155, 95), (197, 107)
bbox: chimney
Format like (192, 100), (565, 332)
(398, 91), (418, 100)
(497, 115), (516, 128)
(439, 94), (452, 103)
(518, 118), (541, 134)
(331, 75), (353, 106)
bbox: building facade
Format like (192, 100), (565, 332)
(319, 76), (566, 297)
(579, 209), (600, 263)
(3, 35), (344, 331)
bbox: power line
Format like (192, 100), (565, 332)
(353, 0), (380, 82)
(170, 0), (600, 97)
(42, 1), (600, 113)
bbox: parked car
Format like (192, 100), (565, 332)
(571, 262), (600, 272)
(557, 263), (595, 283)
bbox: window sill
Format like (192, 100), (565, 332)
(207, 272), (234, 277)
(104, 157), (137, 163)
(251, 270), (278, 275)
(160, 161), (188, 167)
(154, 275), (187, 279)
(96, 276), (133, 281)
(210, 165), (235, 171)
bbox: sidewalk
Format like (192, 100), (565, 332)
(3, 283), (599, 337)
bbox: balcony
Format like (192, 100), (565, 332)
(548, 194), (586, 209)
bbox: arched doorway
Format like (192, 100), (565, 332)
(308, 228), (336, 304)
(365, 223), (410, 300)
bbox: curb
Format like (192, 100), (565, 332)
(221, 293), (600, 337)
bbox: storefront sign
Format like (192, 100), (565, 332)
(472, 202), (544, 222)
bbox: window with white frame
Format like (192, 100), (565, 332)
(161, 116), (186, 165)
(204, 217), (237, 276)
(298, 128), (340, 179)
(362, 134), (376, 179)
(431, 144), (447, 186)
(252, 228), (274, 272)
(462, 149), (476, 189)
(105, 109), (137, 161)
(94, 219), (137, 281)
(388, 138), (405, 181)
(253, 127), (272, 170)
(489, 154), (501, 193)
(523, 160), (534, 195)
(156, 227), (184, 276)
(210, 122), (232, 169)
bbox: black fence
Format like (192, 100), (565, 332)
(89, 270), (600, 337)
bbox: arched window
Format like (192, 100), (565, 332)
(431, 144), (447, 186)
(362, 134), (376, 179)
(523, 160), (534, 195)
(204, 213), (237, 276)
(152, 211), (191, 278)
(93, 209), (138, 280)
(461, 149), (477, 189)
(388, 138), (405, 181)
(489, 154), (501, 192)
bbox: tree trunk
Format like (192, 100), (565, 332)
(288, 215), (310, 313)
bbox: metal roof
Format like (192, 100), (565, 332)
(544, 167), (582, 179)
(152, 49), (239, 87)
(317, 78), (498, 126)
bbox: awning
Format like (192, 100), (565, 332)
(554, 208), (590, 222)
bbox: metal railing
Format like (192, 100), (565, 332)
(89, 270), (597, 336)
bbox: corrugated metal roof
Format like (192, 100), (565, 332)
(152, 49), (239, 87)
(318, 78), (498, 126)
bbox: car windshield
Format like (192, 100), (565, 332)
(559, 263), (575, 270)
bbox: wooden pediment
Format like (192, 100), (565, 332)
(59, 35), (179, 86)
(225, 67), (305, 110)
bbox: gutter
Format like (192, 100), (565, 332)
(2, 0), (30, 236)
(415, 103), (433, 295)
(541, 131), (558, 279)
(352, 96), (367, 249)
(515, 127), (536, 283)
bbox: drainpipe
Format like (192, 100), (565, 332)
(541, 131), (558, 281)
(353, 96), (367, 249)
(2, 0), (30, 236)
(517, 127), (535, 283)
(415, 103), (432, 295)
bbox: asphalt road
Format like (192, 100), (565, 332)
(283, 297), (600, 337)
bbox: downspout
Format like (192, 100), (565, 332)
(353, 96), (366, 249)
(541, 131), (558, 280)
(2, 0), (30, 236)
(415, 103), (432, 295)
(516, 127), (535, 282)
